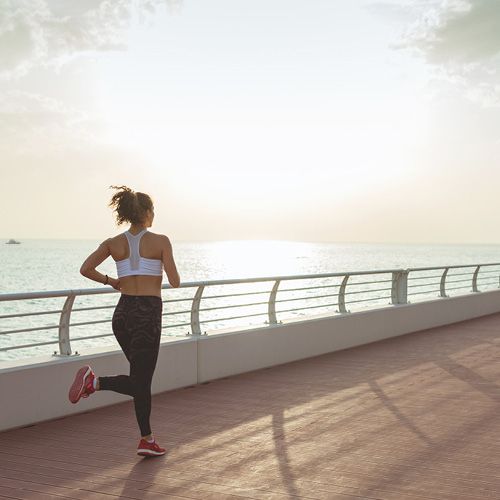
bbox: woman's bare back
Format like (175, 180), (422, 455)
(107, 231), (179, 297)
(81, 231), (180, 297)
(109, 230), (163, 261)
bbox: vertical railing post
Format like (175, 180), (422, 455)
(190, 285), (205, 335)
(268, 280), (281, 324)
(440, 268), (449, 297)
(472, 265), (481, 292)
(58, 293), (75, 356)
(391, 271), (408, 305)
(337, 275), (350, 313)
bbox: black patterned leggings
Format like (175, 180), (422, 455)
(98, 294), (162, 437)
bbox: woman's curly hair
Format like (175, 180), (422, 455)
(109, 185), (154, 225)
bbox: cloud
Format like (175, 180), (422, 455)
(0, 90), (103, 152)
(0, 0), (179, 79)
(402, 0), (500, 63)
(382, 0), (500, 107)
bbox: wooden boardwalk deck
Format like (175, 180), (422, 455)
(2, 313), (500, 499)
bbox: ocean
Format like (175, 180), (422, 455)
(1, 239), (499, 363)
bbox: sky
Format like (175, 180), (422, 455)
(0, 0), (499, 243)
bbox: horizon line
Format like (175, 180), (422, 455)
(2, 237), (500, 247)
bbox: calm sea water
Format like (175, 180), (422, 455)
(1, 239), (499, 363)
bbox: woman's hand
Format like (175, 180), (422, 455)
(109, 277), (121, 291)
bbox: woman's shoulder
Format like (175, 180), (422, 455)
(107, 232), (127, 243)
(148, 231), (171, 248)
(99, 232), (126, 250)
(146, 230), (170, 241)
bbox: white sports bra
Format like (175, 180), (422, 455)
(115, 229), (163, 278)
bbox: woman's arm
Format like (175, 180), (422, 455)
(80, 239), (120, 290)
(160, 235), (181, 288)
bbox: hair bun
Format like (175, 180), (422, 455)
(109, 185), (153, 226)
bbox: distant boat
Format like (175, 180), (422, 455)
(6, 239), (21, 244)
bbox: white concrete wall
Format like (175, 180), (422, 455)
(1, 290), (500, 433)
(0, 338), (198, 433)
(197, 290), (500, 381)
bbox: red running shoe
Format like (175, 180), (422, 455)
(137, 438), (166, 457)
(68, 365), (96, 404)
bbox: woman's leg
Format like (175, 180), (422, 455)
(97, 295), (162, 437)
(128, 296), (162, 438)
(129, 344), (159, 437)
(98, 296), (135, 396)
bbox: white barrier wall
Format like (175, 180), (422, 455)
(1, 290), (500, 433)
(0, 338), (197, 433)
(197, 290), (500, 381)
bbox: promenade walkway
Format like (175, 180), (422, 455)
(1, 313), (500, 499)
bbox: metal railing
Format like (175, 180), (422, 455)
(1, 262), (499, 358)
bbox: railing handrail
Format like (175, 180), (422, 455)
(2, 262), (500, 358)
(407, 263), (500, 272)
(2, 262), (500, 302)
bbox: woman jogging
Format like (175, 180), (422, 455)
(68, 185), (180, 457)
